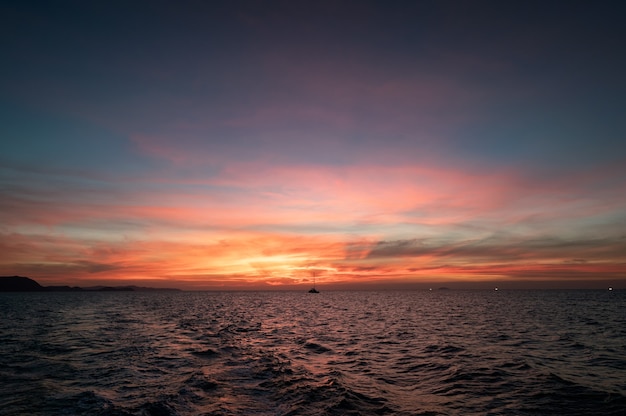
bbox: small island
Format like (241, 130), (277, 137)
(0, 276), (180, 292)
(0, 276), (45, 291)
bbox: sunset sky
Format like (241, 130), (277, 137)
(1, 1), (625, 289)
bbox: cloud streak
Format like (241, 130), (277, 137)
(2, 156), (624, 287)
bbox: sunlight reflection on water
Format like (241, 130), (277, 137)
(1, 290), (625, 415)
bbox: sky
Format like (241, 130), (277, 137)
(1, 0), (625, 289)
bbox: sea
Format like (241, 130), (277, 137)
(1, 290), (625, 416)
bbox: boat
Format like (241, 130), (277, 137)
(308, 273), (319, 293)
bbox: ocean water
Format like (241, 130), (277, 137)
(1, 290), (625, 416)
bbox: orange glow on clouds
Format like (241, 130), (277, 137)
(2, 158), (625, 289)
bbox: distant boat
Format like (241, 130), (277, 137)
(308, 273), (320, 293)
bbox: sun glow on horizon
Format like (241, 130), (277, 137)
(2, 158), (626, 288)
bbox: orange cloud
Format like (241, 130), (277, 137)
(2, 159), (625, 288)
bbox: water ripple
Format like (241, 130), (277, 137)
(1, 290), (625, 415)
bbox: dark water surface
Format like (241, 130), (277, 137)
(1, 290), (625, 415)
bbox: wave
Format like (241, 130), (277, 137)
(2, 290), (626, 415)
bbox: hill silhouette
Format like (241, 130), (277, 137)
(0, 276), (180, 292)
(0, 276), (45, 291)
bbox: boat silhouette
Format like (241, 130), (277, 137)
(308, 272), (319, 293)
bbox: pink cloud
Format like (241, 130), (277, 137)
(3, 151), (625, 288)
